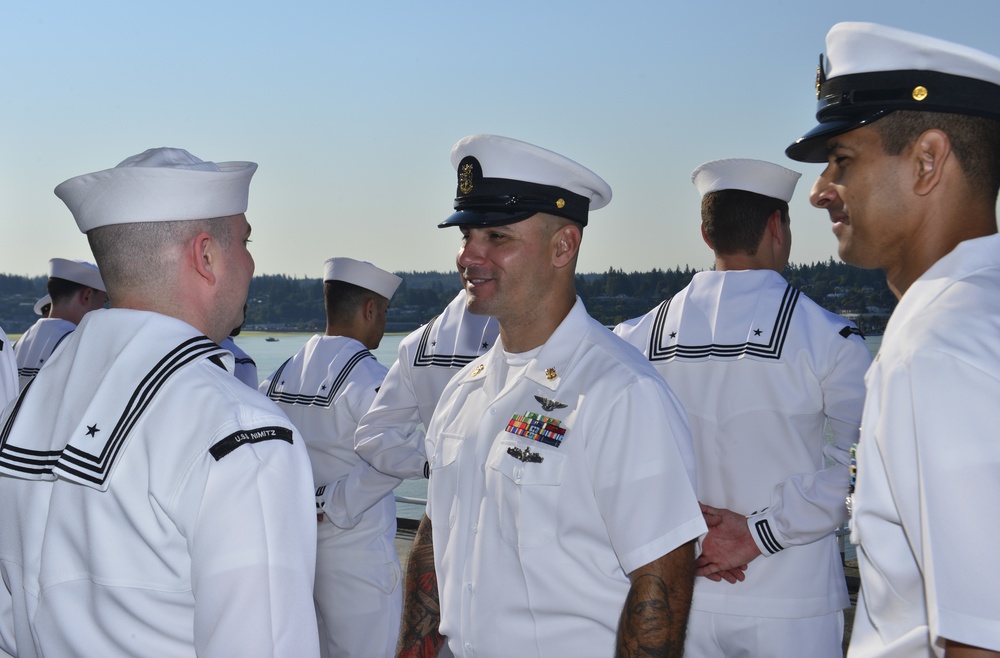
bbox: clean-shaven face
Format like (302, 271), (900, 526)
(809, 125), (909, 271)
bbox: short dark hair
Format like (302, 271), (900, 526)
(872, 110), (1000, 200)
(324, 280), (381, 322)
(701, 189), (788, 256)
(47, 277), (90, 304)
(87, 216), (235, 293)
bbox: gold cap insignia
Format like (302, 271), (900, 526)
(459, 163), (475, 195)
(912, 86), (928, 102)
(545, 368), (557, 380)
(555, 198), (566, 209)
(815, 54), (826, 100)
(471, 363), (484, 376)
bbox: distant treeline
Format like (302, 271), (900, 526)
(0, 260), (896, 335)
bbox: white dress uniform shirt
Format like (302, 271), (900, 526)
(849, 234), (1000, 656)
(13, 317), (77, 389)
(615, 270), (871, 620)
(220, 336), (259, 388)
(0, 309), (319, 658)
(0, 327), (17, 408)
(261, 335), (403, 658)
(426, 298), (706, 658)
(355, 289), (499, 479)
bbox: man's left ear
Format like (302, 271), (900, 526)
(766, 210), (783, 239)
(553, 224), (581, 267)
(190, 231), (218, 285)
(913, 129), (950, 196)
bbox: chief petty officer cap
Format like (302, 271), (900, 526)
(786, 22), (1000, 163)
(439, 134), (612, 228)
(48, 258), (106, 293)
(323, 257), (403, 300)
(692, 159), (801, 203)
(55, 147), (258, 233)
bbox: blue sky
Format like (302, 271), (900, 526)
(2, 0), (998, 279)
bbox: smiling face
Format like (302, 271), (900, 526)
(809, 124), (911, 272)
(456, 216), (558, 323)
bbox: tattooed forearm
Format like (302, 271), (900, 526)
(396, 515), (446, 658)
(616, 542), (695, 658)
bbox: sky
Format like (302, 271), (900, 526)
(2, 0), (999, 279)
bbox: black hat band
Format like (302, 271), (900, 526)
(454, 176), (591, 226)
(818, 69), (1000, 122)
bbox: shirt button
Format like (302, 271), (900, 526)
(465, 642), (473, 653)
(490, 407), (497, 415)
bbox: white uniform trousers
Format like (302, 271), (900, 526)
(314, 524), (402, 658)
(685, 609), (844, 658)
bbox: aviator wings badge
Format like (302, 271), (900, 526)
(534, 395), (567, 412)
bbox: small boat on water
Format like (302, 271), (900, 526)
(265, 337), (279, 342)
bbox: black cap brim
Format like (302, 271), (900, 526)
(438, 209), (538, 229)
(786, 111), (892, 163)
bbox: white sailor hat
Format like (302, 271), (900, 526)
(55, 147), (258, 232)
(691, 159), (801, 203)
(323, 257), (402, 300)
(48, 258), (106, 292)
(787, 22), (1000, 162)
(439, 134), (612, 228)
(33, 294), (51, 316)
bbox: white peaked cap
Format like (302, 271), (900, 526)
(323, 257), (402, 300)
(787, 22), (1000, 162)
(48, 258), (106, 292)
(441, 134), (612, 227)
(823, 22), (1000, 85)
(691, 159), (801, 203)
(54, 147), (258, 233)
(33, 294), (51, 316)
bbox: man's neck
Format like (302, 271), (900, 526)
(885, 212), (997, 299)
(325, 321), (370, 348)
(714, 254), (779, 273)
(498, 293), (575, 354)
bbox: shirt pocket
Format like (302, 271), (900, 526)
(429, 433), (464, 529)
(486, 435), (565, 547)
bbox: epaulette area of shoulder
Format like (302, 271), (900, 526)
(210, 426), (294, 460)
(839, 326), (865, 340)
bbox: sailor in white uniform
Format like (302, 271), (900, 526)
(0, 147), (320, 657)
(261, 257), (404, 658)
(615, 159), (871, 657)
(14, 258), (107, 389)
(220, 335), (258, 387)
(221, 306), (258, 388)
(354, 285), (499, 480)
(397, 134), (706, 657)
(789, 22), (1000, 656)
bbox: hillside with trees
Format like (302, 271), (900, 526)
(0, 260), (896, 336)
